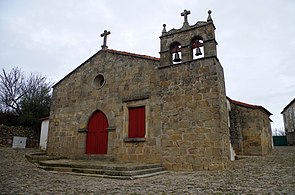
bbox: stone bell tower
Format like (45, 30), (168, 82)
(158, 10), (230, 171)
(159, 10), (217, 66)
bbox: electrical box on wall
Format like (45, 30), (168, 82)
(12, 136), (27, 148)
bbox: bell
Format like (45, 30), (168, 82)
(195, 47), (202, 56)
(173, 52), (181, 62)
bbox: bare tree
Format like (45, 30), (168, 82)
(273, 128), (286, 136)
(0, 67), (52, 115)
(0, 67), (26, 114)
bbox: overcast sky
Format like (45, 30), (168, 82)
(1, 0), (294, 131)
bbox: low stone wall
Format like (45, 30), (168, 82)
(0, 124), (39, 148)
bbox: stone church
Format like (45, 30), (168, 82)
(47, 10), (272, 171)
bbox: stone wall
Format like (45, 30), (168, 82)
(286, 132), (295, 146)
(281, 98), (295, 145)
(229, 103), (272, 156)
(0, 124), (39, 148)
(158, 57), (230, 171)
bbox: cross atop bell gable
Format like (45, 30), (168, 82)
(181, 9), (191, 27)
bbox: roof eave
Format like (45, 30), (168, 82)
(227, 96), (272, 116)
(281, 98), (295, 114)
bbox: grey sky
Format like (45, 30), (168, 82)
(1, 0), (294, 130)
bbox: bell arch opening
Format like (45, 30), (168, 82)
(170, 42), (182, 64)
(191, 36), (204, 60)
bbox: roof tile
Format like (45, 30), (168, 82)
(227, 97), (272, 116)
(107, 49), (160, 61)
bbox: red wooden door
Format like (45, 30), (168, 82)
(86, 111), (108, 154)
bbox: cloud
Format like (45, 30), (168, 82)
(1, 0), (295, 130)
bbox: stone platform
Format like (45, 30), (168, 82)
(25, 152), (167, 180)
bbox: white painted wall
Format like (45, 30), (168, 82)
(230, 143), (236, 161)
(39, 119), (49, 150)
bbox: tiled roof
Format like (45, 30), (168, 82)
(227, 97), (272, 116)
(107, 49), (160, 61)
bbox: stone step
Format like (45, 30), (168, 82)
(75, 155), (115, 162)
(26, 152), (168, 179)
(235, 155), (262, 160)
(39, 159), (163, 171)
(45, 169), (169, 180)
(25, 153), (63, 163)
(38, 165), (166, 177)
(39, 164), (167, 179)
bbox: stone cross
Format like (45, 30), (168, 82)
(181, 9), (191, 26)
(100, 30), (111, 50)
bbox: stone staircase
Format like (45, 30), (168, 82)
(26, 152), (168, 180)
(25, 151), (62, 163)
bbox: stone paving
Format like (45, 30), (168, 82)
(0, 146), (294, 194)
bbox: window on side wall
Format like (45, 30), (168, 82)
(128, 106), (145, 138)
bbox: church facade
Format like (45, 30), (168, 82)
(47, 10), (272, 171)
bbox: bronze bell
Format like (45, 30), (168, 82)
(173, 52), (181, 62)
(195, 47), (202, 56)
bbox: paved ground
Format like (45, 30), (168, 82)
(0, 147), (294, 194)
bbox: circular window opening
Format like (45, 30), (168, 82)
(93, 74), (105, 89)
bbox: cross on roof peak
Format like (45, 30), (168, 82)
(100, 30), (111, 50)
(181, 9), (191, 26)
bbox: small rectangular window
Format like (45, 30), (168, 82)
(128, 106), (145, 138)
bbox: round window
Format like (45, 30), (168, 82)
(93, 74), (105, 89)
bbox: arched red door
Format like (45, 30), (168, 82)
(86, 111), (108, 154)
